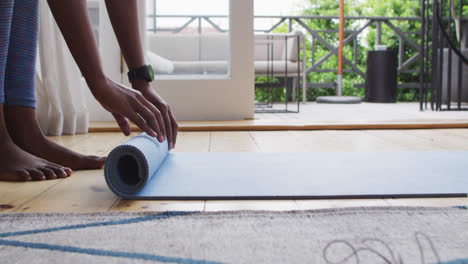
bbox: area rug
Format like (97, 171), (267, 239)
(0, 207), (467, 264)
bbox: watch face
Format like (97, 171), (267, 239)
(148, 64), (155, 81)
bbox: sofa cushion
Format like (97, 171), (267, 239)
(254, 31), (302, 62)
(255, 61), (301, 75)
(254, 35), (285, 61)
(200, 34), (229, 61)
(281, 30), (303, 62)
(173, 61), (228, 74)
(147, 34), (200, 61)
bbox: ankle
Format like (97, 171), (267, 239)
(3, 106), (44, 143)
(0, 104), (12, 141)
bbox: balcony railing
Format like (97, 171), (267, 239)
(422, 0), (468, 111)
(147, 13), (427, 101)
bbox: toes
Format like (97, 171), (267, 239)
(45, 160), (72, 178)
(47, 166), (71, 178)
(89, 156), (106, 169)
(78, 155), (106, 170)
(39, 167), (57, 180)
(16, 170), (32, 181)
(63, 167), (73, 176)
(0, 170), (32, 181)
(27, 169), (46, 181)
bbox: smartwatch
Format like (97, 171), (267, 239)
(127, 64), (154, 83)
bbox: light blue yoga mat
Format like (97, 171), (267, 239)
(104, 133), (468, 199)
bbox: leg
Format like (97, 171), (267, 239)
(0, 0), (14, 105)
(3, 0), (38, 108)
(0, 0), (70, 181)
(3, 0), (105, 170)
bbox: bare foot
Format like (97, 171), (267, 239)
(0, 104), (71, 181)
(4, 106), (106, 170)
(0, 140), (72, 181)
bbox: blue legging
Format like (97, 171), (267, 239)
(0, 0), (39, 108)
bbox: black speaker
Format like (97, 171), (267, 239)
(366, 50), (398, 103)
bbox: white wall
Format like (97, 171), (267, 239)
(83, 0), (121, 122)
(86, 0), (254, 121)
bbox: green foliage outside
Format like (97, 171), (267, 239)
(255, 0), (426, 102)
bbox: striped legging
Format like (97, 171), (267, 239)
(0, 0), (39, 108)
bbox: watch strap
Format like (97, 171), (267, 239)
(127, 64), (154, 83)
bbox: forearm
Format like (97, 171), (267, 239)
(105, 0), (177, 148)
(47, 0), (106, 88)
(105, 0), (145, 70)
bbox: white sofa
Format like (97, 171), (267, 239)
(254, 31), (305, 77)
(147, 33), (229, 75)
(146, 31), (306, 94)
(253, 31), (306, 101)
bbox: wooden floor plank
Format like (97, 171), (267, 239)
(210, 131), (259, 152)
(291, 130), (402, 152)
(172, 132), (210, 152)
(48, 132), (133, 155)
(250, 131), (309, 152)
(384, 198), (467, 207)
(89, 102), (468, 132)
(296, 199), (390, 210)
(363, 130), (439, 151)
(442, 128), (468, 139)
(204, 200), (299, 212)
(404, 129), (468, 150)
(16, 170), (117, 213)
(294, 200), (334, 210)
(111, 200), (205, 212)
(13, 133), (131, 213)
(0, 180), (63, 213)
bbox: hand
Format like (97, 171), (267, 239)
(131, 79), (178, 149)
(91, 77), (169, 144)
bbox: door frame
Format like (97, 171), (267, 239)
(86, 0), (254, 121)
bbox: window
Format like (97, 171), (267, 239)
(145, 0), (230, 79)
(87, 0), (100, 46)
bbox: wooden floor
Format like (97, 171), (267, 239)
(90, 102), (468, 132)
(1, 128), (467, 213)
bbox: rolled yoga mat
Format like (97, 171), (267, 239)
(104, 133), (468, 199)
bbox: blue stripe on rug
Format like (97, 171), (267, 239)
(0, 211), (193, 238)
(0, 239), (223, 264)
(0, 211), (223, 263)
(440, 260), (468, 264)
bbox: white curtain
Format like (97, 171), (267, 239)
(35, 0), (89, 136)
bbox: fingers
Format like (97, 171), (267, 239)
(158, 105), (174, 150)
(139, 99), (176, 149)
(112, 113), (131, 136)
(138, 96), (166, 141)
(127, 110), (158, 139)
(138, 89), (178, 149)
(168, 108), (178, 149)
(115, 87), (176, 147)
(160, 105), (173, 149)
